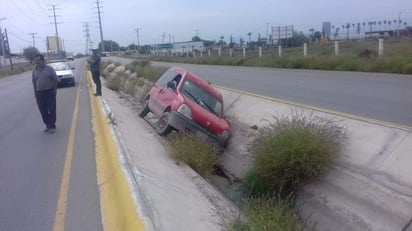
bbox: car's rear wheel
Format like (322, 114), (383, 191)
(139, 98), (150, 118)
(156, 112), (173, 135)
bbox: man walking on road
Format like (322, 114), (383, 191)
(32, 54), (58, 133)
(88, 48), (102, 96)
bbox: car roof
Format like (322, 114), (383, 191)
(48, 62), (69, 66)
(170, 66), (223, 101)
(48, 59), (67, 63)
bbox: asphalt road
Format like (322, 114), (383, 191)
(106, 57), (412, 127)
(0, 60), (102, 231)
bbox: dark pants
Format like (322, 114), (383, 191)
(35, 89), (56, 129)
(91, 70), (101, 95)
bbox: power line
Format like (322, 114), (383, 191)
(20, 0), (44, 16)
(7, 30), (31, 43)
(9, 0), (42, 23)
(35, 0), (49, 15)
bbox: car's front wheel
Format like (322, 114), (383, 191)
(156, 112), (173, 135)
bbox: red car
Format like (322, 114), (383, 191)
(139, 67), (230, 146)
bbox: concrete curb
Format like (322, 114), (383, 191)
(87, 71), (150, 231)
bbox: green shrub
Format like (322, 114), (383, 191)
(101, 60), (112, 70)
(0, 63), (33, 78)
(125, 77), (138, 94)
(167, 134), (218, 177)
(141, 66), (168, 82)
(403, 62), (412, 74)
(242, 168), (272, 198)
(125, 60), (150, 73)
(106, 64), (116, 73)
(244, 111), (346, 196)
(229, 196), (299, 231)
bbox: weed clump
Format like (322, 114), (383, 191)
(244, 111), (347, 197)
(168, 134), (218, 177)
(125, 60), (167, 82)
(105, 77), (121, 92)
(229, 196), (300, 231)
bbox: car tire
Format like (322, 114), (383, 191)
(139, 98), (150, 118)
(156, 112), (173, 136)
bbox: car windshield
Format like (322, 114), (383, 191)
(49, 63), (71, 71)
(181, 79), (222, 118)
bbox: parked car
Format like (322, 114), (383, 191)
(139, 67), (230, 147)
(66, 56), (74, 61)
(48, 61), (75, 87)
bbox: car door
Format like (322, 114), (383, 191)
(149, 69), (180, 115)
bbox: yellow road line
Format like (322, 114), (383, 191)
(88, 72), (145, 231)
(217, 85), (412, 132)
(53, 78), (81, 231)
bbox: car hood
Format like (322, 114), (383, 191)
(183, 95), (230, 135)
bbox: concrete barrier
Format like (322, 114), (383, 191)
(218, 86), (412, 231)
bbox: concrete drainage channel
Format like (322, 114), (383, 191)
(102, 63), (412, 231)
(126, 94), (245, 208)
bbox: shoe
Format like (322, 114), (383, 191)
(48, 128), (56, 133)
(43, 128), (50, 132)
(94, 93), (102, 96)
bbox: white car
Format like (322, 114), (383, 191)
(48, 61), (75, 87)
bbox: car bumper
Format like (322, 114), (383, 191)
(58, 77), (75, 87)
(167, 111), (228, 147)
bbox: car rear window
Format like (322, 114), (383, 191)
(49, 63), (71, 71)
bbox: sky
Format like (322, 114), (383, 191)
(1, 0), (412, 55)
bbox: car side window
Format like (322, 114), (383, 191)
(157, 70), (179, 86)
(171, 74), (182, 88)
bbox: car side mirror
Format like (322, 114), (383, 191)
(167, 81), (176, 91)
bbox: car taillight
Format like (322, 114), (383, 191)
(177, 104), (192, 119)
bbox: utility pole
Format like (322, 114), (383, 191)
(398, 11), (402, 37)
(162, 32), (166, 44)
(29, 32), (37, 47)
(266, 22), (269, 46)
(0, 17), (6, 66)
(49, 5), (61, 56)
(135, 28), (140, 46)
(5, 29), (13, 69)
(95, 0), (105, 52)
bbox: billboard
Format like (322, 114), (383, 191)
(47, 36), (63, 52)
(271, 26), (294, 40)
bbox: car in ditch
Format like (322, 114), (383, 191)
(48, 61), (76, 87)
(139, 67), (230, 147)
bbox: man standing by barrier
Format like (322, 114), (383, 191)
(88, 48), (102, 96)
(32, 54), (58, 133)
